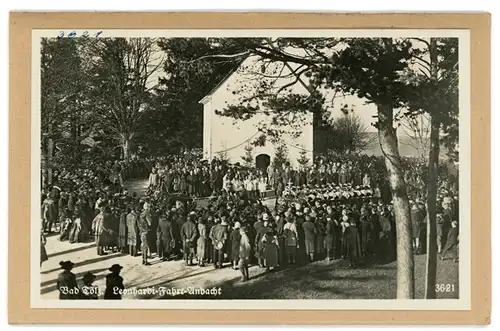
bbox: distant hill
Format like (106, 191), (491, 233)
(362, 132), (448, 159)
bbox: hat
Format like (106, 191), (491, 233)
(109, 264), (123, 272)
(233, 221), (241, 229)
(59, 260), (75, 270)
(82, 272), (96, 283)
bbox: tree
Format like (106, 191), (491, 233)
(399, 114), (431, 162)
(297, 146), (310, 168)
(138, 38), (245, 155)
(241, 143), (254, 167)
(316, 107), (376, 155)
(88, 37), (163, 160)
(216, 143), (230, 163)
(398, 37), (458, 299)
(41, 37), (97, 182)
(272, 144), (289, 169)
(189, 37), (418, 298)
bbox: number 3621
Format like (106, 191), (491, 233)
(435, 284), (455, 292)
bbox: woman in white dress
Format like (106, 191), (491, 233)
(223, 173), (233, 193)
(258, 175), (268, 199)
(232, 174), (244, 193)
(244, 174), (255, 199)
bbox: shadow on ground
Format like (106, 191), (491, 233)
(132, 254), (458, 300)
(40, 266), (111, 295)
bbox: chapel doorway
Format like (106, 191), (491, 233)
(255, 154), (271, 171)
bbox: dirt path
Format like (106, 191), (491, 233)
(41, 234), (273, 299)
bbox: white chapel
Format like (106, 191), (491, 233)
(199, 55), (314, 169)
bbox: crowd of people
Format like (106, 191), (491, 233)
(144, 154), (393, 202)
(42, 153), (460, 299)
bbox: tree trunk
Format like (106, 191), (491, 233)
(425, 114), (440, 298)
(377, 103), (415, 299)
(47, 124), (54, 185)
(425, 37), (440, 299)
(123, 140), (129, 161)
(122, 136), (132, 161)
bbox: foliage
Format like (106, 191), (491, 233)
(399, 114), (431, 162)
(216, 143), (230, 163)
(241, 143), (254, 167)
(297, 147), (310, 168)
(315, 107), (375, 155)
(396, 38), (459, 160)
(41, 38), (96, 147)
(86, 37), (162, 159)
(272, 143), (289, 169)
(137, 38), (246, 155)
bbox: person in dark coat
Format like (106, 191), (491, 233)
(325, 216), (335, 261)
(302, 215), (316, 262)
(126, 206), (139, 256)
(315, 215), (326, 258)
(262, 228), (279, 271)
(104, 264), (125, 300)
(411, 204), (422, 253)
(344, 219), (362, 267)
(118, 209), (128, 253)
(378, 209), (393, 262)
(79, 272), (98, 300)
(181, 212), (198, 266)
(254, 215), (269, 267)
(230, 222), (242, 269)
(436, 212), (445, 254)
(40, 231), (48, 266)
(369, 208), (382, 260)
(359, 209), (372, 257)
(56, 260), (78, 300)
(209, 217), (228, 269)
(157, 213), (175, 261)
(440, 221), (459, 263)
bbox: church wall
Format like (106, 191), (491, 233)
(202, 55), (314, 167)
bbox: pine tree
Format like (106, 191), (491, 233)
(297, 147), (310, 168)
(241, 143), (254, 167)
(272, 144), (289, 169)
(217, 143), (230, 163)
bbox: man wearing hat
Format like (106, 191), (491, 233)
(104, 264), (125, 300)
(57, 260), (78, 300)
(157, 212), (175, 261)
(440, 220), (459, 263)
(209, 216), (229, 269)
(138, 203), (153, 265)
(79, 272), (98, 300)
(181, 212), (198, 266)
(254, 214), (270, 268)
(302, 215), (317, 262)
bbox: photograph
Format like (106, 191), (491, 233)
(31, 28), (469, 310)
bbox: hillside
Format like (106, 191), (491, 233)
(362, 132), (448, 159)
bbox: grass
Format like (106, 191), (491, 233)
(156, 254), (459, 300)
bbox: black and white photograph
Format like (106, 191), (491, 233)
(32, 29), (470, 309)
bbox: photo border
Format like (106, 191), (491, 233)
(9, 12), (491, 325)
